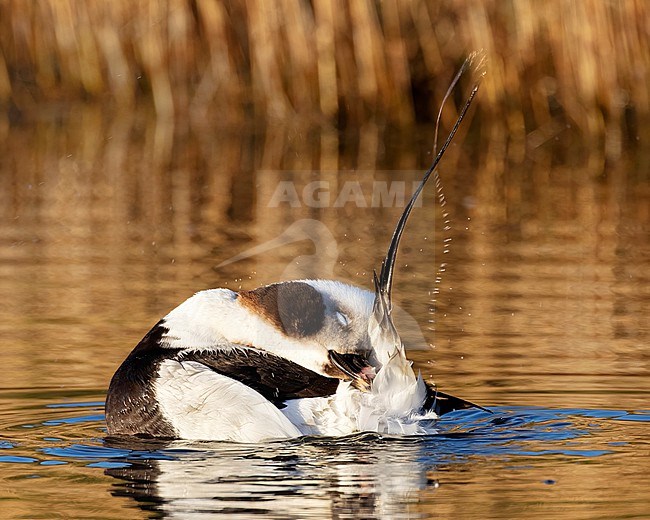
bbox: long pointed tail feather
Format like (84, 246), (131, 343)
(423, 383), (492, 417)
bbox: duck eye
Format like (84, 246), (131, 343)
(335, 311), (349, 328)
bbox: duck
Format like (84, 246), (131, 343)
(105, 54), (488, 442)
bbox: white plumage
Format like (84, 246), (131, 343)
(279, 289), (437, 439)
(155, 360), (302, 442)
(148, 282), (438, 442)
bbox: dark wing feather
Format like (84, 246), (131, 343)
(106, 321), (180, 437)
(180, 347), (339, 407)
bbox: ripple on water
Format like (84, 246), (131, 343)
(2, 399), (648, 464)
(1, 395), (649, 519)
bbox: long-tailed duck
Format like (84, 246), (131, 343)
(106, 54), (488, 442)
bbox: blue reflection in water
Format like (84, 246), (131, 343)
(42, 415), (105, 426)
(15, 403), (645, 466)
(0, 455), (39, 463)
(2, 401), (646, 518)
(46, 401), (105, 409)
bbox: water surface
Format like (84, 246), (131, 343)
(1, 107), (648, 518)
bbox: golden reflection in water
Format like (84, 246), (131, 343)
(0, 105), (648, 407)
(1, 462), (147, 519)
(0, 105), (649, 520)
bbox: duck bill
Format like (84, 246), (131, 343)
(327, 350), (375, 391)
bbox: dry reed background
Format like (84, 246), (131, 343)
(1, 0), (649, 141)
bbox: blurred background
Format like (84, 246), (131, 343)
(0, 0), (648, 406)
(1, 1), (649, 136)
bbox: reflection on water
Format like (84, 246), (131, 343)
(102, 407), (640, 520)
(105, 434), (438, 518)
(1, 395), (649, 519)
(0, 105), (649, 518)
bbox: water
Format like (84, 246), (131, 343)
(1, 107), (649, 518)
(2, 394), (649, 519)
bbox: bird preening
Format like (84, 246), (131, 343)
(105, 52), (489, 442)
